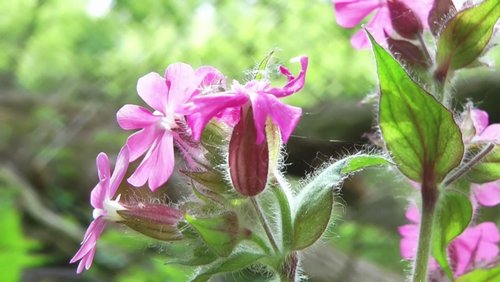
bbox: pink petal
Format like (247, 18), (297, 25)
(195, 65), (226, 87)
(399, 225), (419, 259)
(405, 205), (420, 224)
(148, 133), (175, 190)
(137, 72), (168, 112)
(471, 109), (490, 135)
(350, 8), (392, 49)
(473, 182), (500, 207)
(267, 56), (309, 98)
(475, 124), (500, 143)
(251, 94), (302, 144)
(127, 133), (174, 190)
(116, 104), (159, 130)
(90, 183), (104, 209)
(164, 63), (197, 111)
(333, 0), (382, 28)
(96, 153), (110, 185)
(70, 217), (106, 272)
(108, 145), (130, 197)
(183, 93), (248, 140)
(125, 125), (160, 162)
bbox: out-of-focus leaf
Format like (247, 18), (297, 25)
(467, 146), (500, 183)
(456, 267), (500, 282)
(190, 252), (265, 282)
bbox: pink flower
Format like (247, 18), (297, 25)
(467, 108), (500, 207)
(70, 146), (129, 273)
(332, 0), (432, 49)
(183, 56), (308, 144)
(117, 63), (224, 191)
(399, 205), (500, 278)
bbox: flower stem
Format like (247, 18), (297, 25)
(443, 143), (496, 187)
(278, 252), (298, 282)
(417, 33), (432, 67)
(412, 176), (438, 282)
(272, 173), (293, 251)
(250, 196), (280, 253)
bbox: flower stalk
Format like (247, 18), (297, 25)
(250, 196), (280, 253)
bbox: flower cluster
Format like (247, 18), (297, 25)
(70, 56), (308, 272)
(399, 205), (500, 279)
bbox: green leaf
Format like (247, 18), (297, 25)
(368, 32), (464, 183)
(186, 212), (241, 257)
(255, 49), (276, 80)
(292, 154), (388, 250)
(436, 0), (500, 71)
(190, 252), (265, 282)
(456, 267), (500, 282)
(165, 244), (218, 266)
(467, 146), (500, 183)
(432, 191), (473, 279)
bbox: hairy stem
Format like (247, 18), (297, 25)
(279, 252), (298, 282)
(250, 196), (280, 253)
(443, 143), (496, 187)
(249, 232), (272, 255)
(412, 173), (438, 282)
(417, 33), (433, 67)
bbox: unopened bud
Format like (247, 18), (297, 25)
(387, 0), (423, 39)
(117, 204), (183, 241)
(386, 34), (430, 69)
(428, 0), (456, 36)
(228, 105), (269, 197)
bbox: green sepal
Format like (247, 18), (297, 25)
(456, 267), (500, 282)
(186, 212), (241, 257)
(432, 191), (473, 279)
(436, 0), (500, 72)
(292, 154), (389, 250)
(190, 252), (265, 282)
(183, 169), (231, 194)
(466, 146), (500, 183)
(368, 31), (464, 183)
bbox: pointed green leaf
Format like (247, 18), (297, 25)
(436, 0), (500, 71)
(293, 154), (388, 250)
(456, 267), (500, 282)
(432, 191), (473, 279)
(467, 146), (500, 183)
(368, 32), (464, 183)
(186, 212), (241, 257)
(255, 50), (276, 80)
(190, 252), (265, 282)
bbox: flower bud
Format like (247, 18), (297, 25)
(387, 0), (423, 39)
(228, 105), (269, 197)
(386, 34), (430, 69)
(428, 0), (456, 36)
(117, 203), (184, 241)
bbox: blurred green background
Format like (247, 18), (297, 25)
(1, 0), (500, 281)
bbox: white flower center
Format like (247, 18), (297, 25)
(153, 110), (180, 131)
(93, 194), (126, 222)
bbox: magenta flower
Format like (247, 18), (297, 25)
(332, 0), (432, 49)
(70, 146), (129, 273)
(117, 63), (224, 191)
(182, 56), (308, 144)
(399, 205), (500, 278)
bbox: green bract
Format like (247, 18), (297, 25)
(292, 155), (389, 250)
(368, 32), (464, 183)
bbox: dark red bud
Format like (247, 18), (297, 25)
(387, 0), (423, 39)
(386, 34), (430, 69)
(228, 105), (269, 197)
(428, 0), (457, 36)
